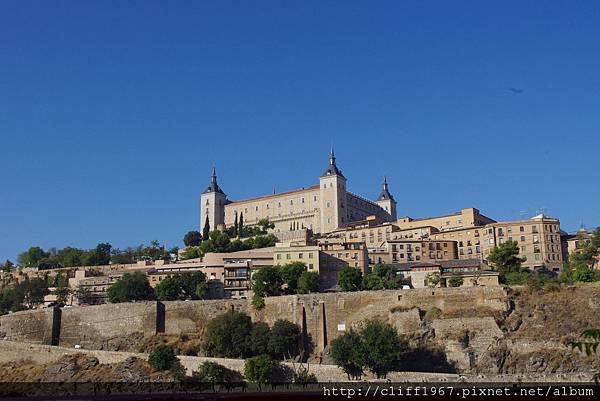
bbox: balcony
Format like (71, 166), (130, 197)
(224, 273), (248, 279)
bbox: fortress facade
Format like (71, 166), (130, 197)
(200, 149), (396, 234)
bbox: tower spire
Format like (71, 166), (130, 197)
(203, 165), (225, 194)
(377, 176), (394, 201)
(321, 146), (344, 177)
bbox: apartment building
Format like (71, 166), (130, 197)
(482, 214), (563, 271)
(273, 240), (369, 290)
(369, 239), (458, 265)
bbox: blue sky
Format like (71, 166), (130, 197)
(1, 1), (599, 262)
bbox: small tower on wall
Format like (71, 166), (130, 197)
(319, 146), (348, 233)
(200, 167), (227, 233)
(376, 176), (397, 221)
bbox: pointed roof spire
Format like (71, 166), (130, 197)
(202, 166), (225, 194)
(377, 176), (395, 201)
(321, 146), (344, 177)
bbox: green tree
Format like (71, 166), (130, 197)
(155, 276), (183, 301)
(238, 212), (244, 237)
(338, 266), (363, 292)
(257, 218), (275, 233)
(448, 272), (464, 287)
(148, 344), (185, 379)
(361, 320), (407, 379)
(181, 246), (202, 260)
(107, 272), (154, 303)
(244, 355), (276, 389)
(252, 266), (283, 298)
(183, 231), (202, 247)
(94, 243), (112, 265)
(247, 234), (278, 249)
(226, 239), (249, 252)
(17, 247), (48, 267)
(297, 271), (319, 294)
(14, 277), (49, 309)
(233, 212), (239, 237)
(193, 361), (231, 389)
(329, 329), (365, 380)
(247, 322), (271, 356)
(205, 310), (253, 358)
(185, 271), (208, 299)
(363, 274), (386, 290)
(487, 240), (531, 285)
(200, 230), (231, 254)
(55, 247), (84, 267)
(155, 272), (208, 301)
(268, 319), (301, 360)
(0, 288), (24, 315)
(279, 262), (307, 294)
(203, 216), (211, 241)
(54, 286), (71, 305)
(77, 285), (93, 305)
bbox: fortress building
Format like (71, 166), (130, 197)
(200, 148), (397, 234)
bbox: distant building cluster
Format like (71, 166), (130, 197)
(7, 150), (592, 307)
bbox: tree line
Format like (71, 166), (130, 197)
(181, 219), (277, 260)
(250, 262), (319, 309)
(14, 241), (178, 270)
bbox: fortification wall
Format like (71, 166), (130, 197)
(0, 287), (510, 355)
(59, 302), (157, 349)
(0, 308), (56, 344)
(163, 299), (249, 334)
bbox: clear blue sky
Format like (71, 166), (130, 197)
(1, 1), (599, 262)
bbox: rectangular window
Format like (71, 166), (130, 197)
(298, 253), (303, 259)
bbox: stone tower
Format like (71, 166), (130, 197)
(375, 176), (397, 221)
(200, 167), (227, 233)
(319, 147), (347, 233)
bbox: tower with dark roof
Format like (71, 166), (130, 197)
(375, 176), (397, 220)
(200, 167), (227, 233)
(319, 146), (348, 232)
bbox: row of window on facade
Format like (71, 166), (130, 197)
(275, 252), (316, 260)
(459, 247), (481, 255)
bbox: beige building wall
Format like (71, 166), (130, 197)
(481, 216), (563, 271)
(346, 192), (391, 223)
(224, 186), (321, 233)
(396, 208), (495, 232)
(370, 239), (457, 265)
(432, 227), (484, 260)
